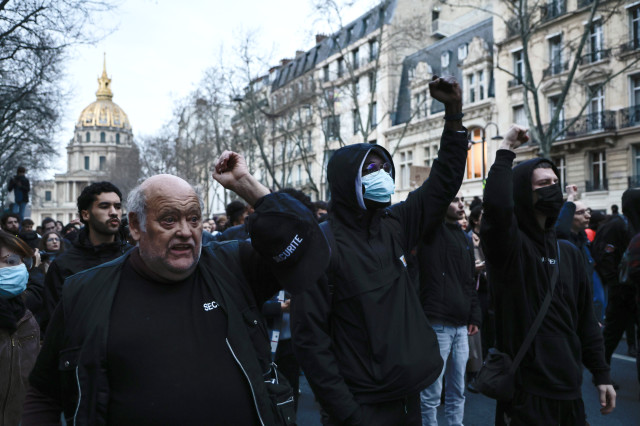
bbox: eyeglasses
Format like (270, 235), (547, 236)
(47, 237), (60, 243)
(363, 162), (392, 176)
(0, 253), (32, 270)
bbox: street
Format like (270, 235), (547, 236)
(295, 341), (640, 425)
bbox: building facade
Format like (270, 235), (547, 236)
(30, 59), (135, 225)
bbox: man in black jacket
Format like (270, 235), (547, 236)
(8, 166), (30, 222)
(291, 76), (468, 425)
(481, 126), (615, 424)
(43, 182), (131, 324)
(418, 192), (480, 425)
(24, 153), (326, 425)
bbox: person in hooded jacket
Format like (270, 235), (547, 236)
(598, 188), (640, 378)
(42, 182), (131, 330)
(481, 126), (615, 425)
(291, 75), (468, 426)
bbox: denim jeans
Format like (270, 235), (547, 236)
(11, 201), (27, 222)
(420, 324), (469, 426)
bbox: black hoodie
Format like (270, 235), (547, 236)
(291, 129), (468, 423)
(481, 150), (610, 399)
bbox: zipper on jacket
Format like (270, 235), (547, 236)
(73, 366), (82, 426)
(225, 338), (265, 426)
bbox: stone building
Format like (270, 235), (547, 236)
(30, 58), (135, 225)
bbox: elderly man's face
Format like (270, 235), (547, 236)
(130, 176), (203, 281)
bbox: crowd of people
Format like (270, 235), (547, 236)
(0, 75), (638, 426)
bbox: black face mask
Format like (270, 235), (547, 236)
(534, 184), (563, 217)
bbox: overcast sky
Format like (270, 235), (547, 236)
(50, 0), (375, 176)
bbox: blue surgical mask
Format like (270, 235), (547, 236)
(0, 264), (28, 298)
(362, 170), (395, 203)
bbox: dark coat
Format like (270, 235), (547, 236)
(481, 150), (610, 399)
(291, 129), (468, 423)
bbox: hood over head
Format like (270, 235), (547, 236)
(512, 157), (560, 247)
(327, 143), (395, 217)
(622, 188), (640, 234)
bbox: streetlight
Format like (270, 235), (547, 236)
(481, 122), (503, 182)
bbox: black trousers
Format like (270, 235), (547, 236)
(321, 393), (421, 426)
(275, 338), (300, 411)
(496, 391), (586, 426)
(603, 285), (640, 365)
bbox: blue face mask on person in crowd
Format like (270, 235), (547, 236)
(362, 169), (395, 203)
(0, 264), (28, 298)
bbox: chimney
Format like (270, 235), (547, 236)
(316, 34), (328, 44)
(280, 58), (292, 66)
(295, 50), (305, 57)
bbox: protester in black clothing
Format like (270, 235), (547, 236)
(43, 182), (131, 328)
(24, 154), (325, 424)
(418, 192), (480, 425)
(41, 217), (56, 234)
(481, 125), (615, 424)
(8, 166), (30, 222)
(595, 189), (640, 374)
(225, 200), (248, 229)
(1, 213), (20, 235)
(291, 75), (468, 426)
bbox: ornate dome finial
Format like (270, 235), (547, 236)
(96, 53), (113, 101)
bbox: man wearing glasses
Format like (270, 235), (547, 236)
(291, 76), (469, 425)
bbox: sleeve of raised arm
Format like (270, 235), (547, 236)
(480, 149), (519, 269)
(391, 129), (468, 251)
(555, 202), (576, 240)
(291, 279), (362, 425)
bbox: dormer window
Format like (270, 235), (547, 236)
(441, 51), (450, 69)
(458, 44), (468, 60)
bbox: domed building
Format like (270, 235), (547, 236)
(31, 58), (136, 225)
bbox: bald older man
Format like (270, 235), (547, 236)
(23, 152), (321, 425)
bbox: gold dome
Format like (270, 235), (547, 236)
(76, 56), (132, 131)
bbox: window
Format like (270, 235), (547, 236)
(86, 132), (90, 142)
(549, 35), (563, 75)
(424, 145), (437, 167)
(441, 51), (450, 69)
(468, 73), (476, 103)
(84, 156), (90, 170)
(352, 49), (360, 69)
(369, 39), (379, 61)
(587, 85), (605, 130)
(633, 145), (640, 182)
(323, 65), (330, 82)
(116, 133), (120, 144)
(296, 164), (302, 186)
(100, 132), (105, 143)
(552, 156), (566, 190)
(631, 6), (640, 49)
(414, 90), (429, 118)
(513, 105), (527, 126)
(77, 133), (81, 142)
(458, 44), (468, 60)
(548, 95), (565, 135)
(45, 191), (52, 202)
(99, 156), (106, 171)
(588, 20), (604, 62)
(400, 150), (413, 189)
(466, 128), (486, 180)
(307, 130), (313, 151)
(513, 50), (524, 84)
(368, 72), (376, 93)
(353, 109), (360, 134)
(589, 151), (607, 191)
(546, 0), (566, 20)
(337, 57), (344, 78)
(370, 102), (377, 129)
(323, 115), (340, 139)
(478, 70), (485, 101)
(354, 78), (360, 97)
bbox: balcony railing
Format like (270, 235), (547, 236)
(543, 61), (569, 77)
(620, 105), (640, 128)
(543, 110), (616, 139)
(586, 179), (608, 192)
(579, 48), (611, 65)
(508, 77), (524, 88)
(542, 1), (567, 22)
(628, 175), (640, 188)
(620, 39), (640, 54)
